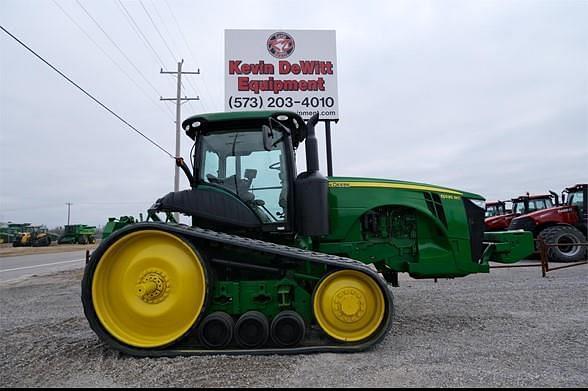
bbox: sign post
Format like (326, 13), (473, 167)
(225, 29), (339, 175)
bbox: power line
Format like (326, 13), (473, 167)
(115, 0), (166, 68)
(146, 0), (205, 113)
(163, 0), (220, 110)
(0, 24), (175, 159)
(75, 0), (175, 118)
(51, 0), (173, 120)
(139, 0), (176, 61)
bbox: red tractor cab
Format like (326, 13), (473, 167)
(485, 194), (554, 232)
(485, 201), (508, 218)
(509, 184), (587, 262)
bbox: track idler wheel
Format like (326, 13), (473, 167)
(270, 311), (306, 348)
(198, 312), (235, 349)
(235, 311), (269, 348)
(313, 269), (386, 342)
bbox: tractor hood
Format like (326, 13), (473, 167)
(485, 213), (515, 231)
(510, 205), (580, 229)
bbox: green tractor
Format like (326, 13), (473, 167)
(58, 224), (97, 245)
(82, 111), (533, 356)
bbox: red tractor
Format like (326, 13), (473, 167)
(509, 184), (587, 262)
(485, 194), (555, 232)
(485, 200), (508, 218)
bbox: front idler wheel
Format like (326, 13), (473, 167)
(270, 311), (306, 348)
(235, 311), (269, 348)
(198, 312), (235, 349)
(86, 229), (208, 349)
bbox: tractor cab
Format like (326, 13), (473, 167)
(511, 194), (554, 216)
(485, 201), (507, 218)
(563, 184), (587, 230)
(153, 111), (329, 237)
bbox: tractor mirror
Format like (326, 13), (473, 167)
(262, 124), (273, 151)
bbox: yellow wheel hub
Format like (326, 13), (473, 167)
(313, 270), (385, 342)
(92, 230), (207, 348)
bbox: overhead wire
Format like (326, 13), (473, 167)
(51, 0), (173, 120)
(115, 0), (167, 68)
(145, 0), (204, 113)
(75, 0), (175, 118)
(163, 0), (221, 110)
(139, 0), (177, 61)
(0, 25), (175, 159)
(141, 0), (203, 114)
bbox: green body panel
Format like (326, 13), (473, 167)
(317, 177), (533, 278)
(207, 279), (312, 322)
(102, 217), (136, 240)
(482, 230), (535, 264)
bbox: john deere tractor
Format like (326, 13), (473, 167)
(82, 111), (533, 356)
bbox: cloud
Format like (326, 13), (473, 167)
(1, 0), (586, 227)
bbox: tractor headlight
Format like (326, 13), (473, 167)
(470, 199), (486, 210)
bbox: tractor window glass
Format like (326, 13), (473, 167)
(202, 151), (220, 179)
(544, 199), (553, 208)
(485, 206), (497, 217)
(514, 202), (525, 214)
(529, 200), (544, 211)
(199, 129), (289, 223)
(569, 191), (584, 208)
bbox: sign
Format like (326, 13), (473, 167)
(225, 29), (339, 120)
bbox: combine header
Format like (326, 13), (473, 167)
(82, 111), (534, 356)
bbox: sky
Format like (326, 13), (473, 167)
(1, 0), (587, 228)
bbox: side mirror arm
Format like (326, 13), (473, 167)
(175, 157), (195, 187)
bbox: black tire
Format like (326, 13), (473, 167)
(198, 312), (235, 349)
(234, 311), (269, 348)
(270, 311), (306, 348)
(89, 236), (96, 244)
(538, 226), (587, 263)
(78, 235), (89, 245)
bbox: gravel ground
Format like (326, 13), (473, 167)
(0, 263), (586, 387)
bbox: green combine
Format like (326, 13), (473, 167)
(58, 224), (96, 244)
(82, 111), (533, 356)
(102, 216), (136, 240)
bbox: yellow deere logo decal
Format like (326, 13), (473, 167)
(328, 181), (462, 196)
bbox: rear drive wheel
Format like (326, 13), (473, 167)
(87, 229), (208, 348)
(538, 226), (587, 262)
(313, 270), (386, 342)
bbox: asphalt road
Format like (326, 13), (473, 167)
(0, 251), (87, 283)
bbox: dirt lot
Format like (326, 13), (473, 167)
(0, 243), (98, 258)
(0, 263), (586, 387)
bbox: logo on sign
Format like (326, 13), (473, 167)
(267, 32), (295, 59)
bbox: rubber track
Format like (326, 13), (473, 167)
(82, 222), (394, 357)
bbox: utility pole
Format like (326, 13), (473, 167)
(160, 59), (200, 222)
(65, 202), (72, 226)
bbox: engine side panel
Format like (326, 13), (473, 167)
(319, 178), (487, 278)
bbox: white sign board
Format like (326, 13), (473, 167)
(225, 29), (339, 120)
